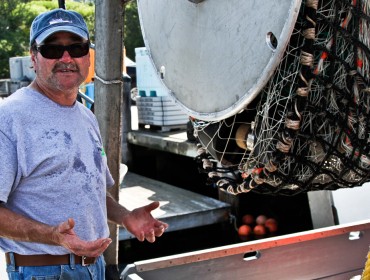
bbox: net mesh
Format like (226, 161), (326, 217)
(193, 0), (370, 195)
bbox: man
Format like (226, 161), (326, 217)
(0, 8), (168, 279)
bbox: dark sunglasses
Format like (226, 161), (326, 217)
(35, 42), (90, 59)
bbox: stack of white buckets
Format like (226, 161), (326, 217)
(135, 47), (188, 129)
(8, 56), (36, 93)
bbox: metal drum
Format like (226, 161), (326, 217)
(137, 0), (301, 121)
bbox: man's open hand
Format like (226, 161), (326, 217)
(52, 218), (112, 257)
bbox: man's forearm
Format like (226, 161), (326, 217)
(0, 205), (57, 245)
(106, 192), (130, 226)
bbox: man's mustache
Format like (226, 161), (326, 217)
(53, 63), (79, 72)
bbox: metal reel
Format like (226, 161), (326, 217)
(137, 0), (302, 121)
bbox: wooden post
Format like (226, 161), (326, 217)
(94, 0), (123, 277)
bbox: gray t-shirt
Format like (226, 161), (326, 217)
(0, 87), (115, 255)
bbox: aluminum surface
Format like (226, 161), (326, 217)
(137, 0), (302, 121)
(121, 220), (370, 280)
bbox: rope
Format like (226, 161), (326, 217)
(193, 0), (370, 195)
(94, 74), (123, 85)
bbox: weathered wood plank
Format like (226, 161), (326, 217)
(94, 0), (124, 268)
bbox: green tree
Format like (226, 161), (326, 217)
(124, 1), (144, 60)
(0, 0), (30, 78)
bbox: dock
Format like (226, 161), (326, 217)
(127, 130), (197, 158)
(119, 171), (230, 240)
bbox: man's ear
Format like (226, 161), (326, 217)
(30, 49), (37, 72)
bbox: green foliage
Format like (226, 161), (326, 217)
(0, 0), (30, 78)
(124, 1), (144, 60)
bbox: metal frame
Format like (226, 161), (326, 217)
(121, 220), (370, 279)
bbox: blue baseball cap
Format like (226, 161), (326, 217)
(30, 8), (89, 45)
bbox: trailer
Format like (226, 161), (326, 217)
(121, 220), (370, 280)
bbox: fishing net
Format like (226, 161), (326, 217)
(193, 0), (370, 195)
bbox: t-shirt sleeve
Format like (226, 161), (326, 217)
(106, 168), (115, 189)
(0, 130), (18, 203)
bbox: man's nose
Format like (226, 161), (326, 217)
(59, 50), (73, 62)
